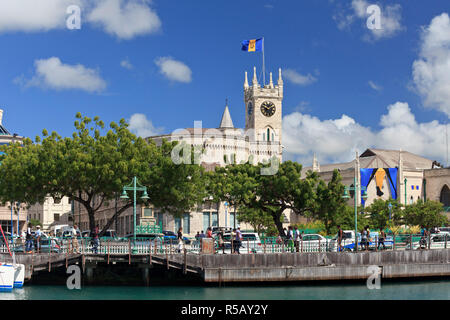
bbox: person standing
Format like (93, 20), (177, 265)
(378, 228), (386, 250)
(231, 228), (236, 253)
(91, 225), (99, 254)
(361, 226), (369, 251)
(25, 226), (33, 253)
(35, 226), (42, 253)
(294, 226), (300, 252)
(206, 227), (213, 238)
(72, 225), (80, 253)
(177, 227), (184, 253)
(235, 228), (242, 254)
(218, 231), (225, 254)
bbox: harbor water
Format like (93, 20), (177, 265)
(1, 280), (449, 300)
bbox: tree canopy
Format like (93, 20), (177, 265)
(0, 113), (206, 235)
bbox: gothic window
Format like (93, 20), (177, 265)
(440, 185), (450, 207)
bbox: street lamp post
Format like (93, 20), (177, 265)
(388, 202), (393, 221)
(224, 202), (228, 229)
(120, 176), (149, 244)
(342, 176), (368, 252)
(404, 178), (407, 206)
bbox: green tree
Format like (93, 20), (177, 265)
(0, 114), (206, 236)
(28, 219), (42, 227)
(402, 200), (448, 229)
(208, 160), (319, 236)
(307, 169), (348, 235)
(365, 198), (403, 230)
(236, 206), (278, 235)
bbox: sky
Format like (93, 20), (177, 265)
(0, 0), (449, 166)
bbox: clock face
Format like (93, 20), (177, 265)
(260, 101), (276, 117)
(247, 102), (253, 116)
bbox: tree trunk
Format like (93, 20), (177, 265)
(271, 209), (285, 237)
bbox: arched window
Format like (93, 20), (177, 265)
(440, 185), (450, 207)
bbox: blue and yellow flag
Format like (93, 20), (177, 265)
(241, 38), (263, 52)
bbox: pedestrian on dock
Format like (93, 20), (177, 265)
(294, 226), (300, 252)
(35, 226), (42, 253)
(235, 228), (242, 254)
(378, 228), (386, 250)
(25, 226), (33, 253)
(361, 226), (369, 251)
(217, 231), (225, 254)
(91, 225), (99, 254)
(72, 225), (80, 254)
(177, 227), (184, 253)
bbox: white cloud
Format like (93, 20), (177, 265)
(22, 57), (106, 93)
(0, 0), (81, 32)
(87, 0), (161, 40)
(0, 0), (161, 40)
(120, 58), (133, 70)
(333, 0), (404, 41)
(283, 102), (448, 165)
(155, 57), (192, 83)
(283, 69), (317, 86)
(128, 113), (163, 137)
(412, 13), (450, 118)
(368, 80), (382, 91)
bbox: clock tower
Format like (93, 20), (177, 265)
(244, 67), (283, 148)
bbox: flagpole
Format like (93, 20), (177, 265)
(262, 37), (265, 86)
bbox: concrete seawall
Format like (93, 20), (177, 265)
(2, 249), (450, 284)
(187, 250), (450, 282)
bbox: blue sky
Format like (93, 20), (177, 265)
(0, 0), (449, 165)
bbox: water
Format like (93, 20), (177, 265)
(2, 280), (449, 300)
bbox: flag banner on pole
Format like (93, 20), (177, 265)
(241, 38), (263, 52)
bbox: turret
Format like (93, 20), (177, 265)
(244, 71), (249, 89)
(252, 66), (258, 87)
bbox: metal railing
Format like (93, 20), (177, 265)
(1, 233), (449, 255)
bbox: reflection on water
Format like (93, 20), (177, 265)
(1, 280), (449, 300)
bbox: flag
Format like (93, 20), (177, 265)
(241, 38), (263, 52)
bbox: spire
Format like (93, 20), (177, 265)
(219, 100), (234, 129)
(244, 71), (249, 89)
(312, 153), (320, 172)
(252, 66), (258, 87)
(269, 72), (274, 88)
(277, 68), (283, 85)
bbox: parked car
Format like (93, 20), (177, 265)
(296, 233), (330, 252)
(220, 232), (263, 254)
(438, 227), (450, 235)
(412, 233), (450, 250)
(13, 238), (61, 253)
(162, 230), (191, 245)
(62, 229), (81, 239)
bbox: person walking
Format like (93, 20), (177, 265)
(378, 228), (386, 250)
(177, 227), (184, 253)
(91, 225), (99, 254)
(294, 226), (300, 252)
(206, 227), (213, 238)
(231, 228), (236, 253)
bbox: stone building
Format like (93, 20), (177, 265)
(293, 148), (450, 224)
(75, 67), (285, 236)
(0, 109), (28, 235)
(28, 196), (74, 232)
